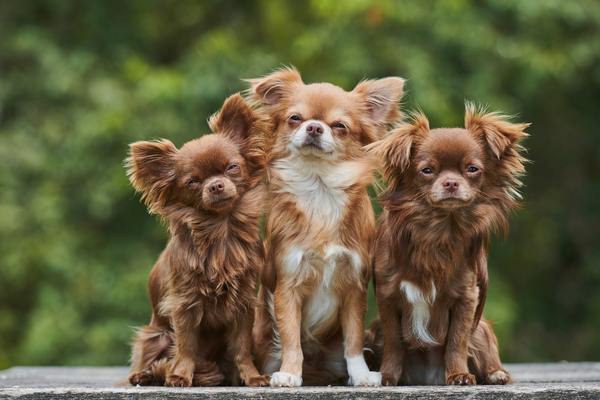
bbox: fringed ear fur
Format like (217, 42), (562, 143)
(365, 112), (429, 182)
(125, 139), (178, 213)
(465, 102), (530, 159)
(209, 93), (268, 175)
(353, 77), (405, 127)
(209, 93), (257, 143)
(246, 66), (303, 106)
(465, 102), (530, 203)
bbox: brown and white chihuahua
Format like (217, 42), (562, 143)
(366, 105), (529, 385)
(126, 94), (269, 387)
(249, 68), (405, 386)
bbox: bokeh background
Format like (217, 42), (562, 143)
(1, 0), (599, 369)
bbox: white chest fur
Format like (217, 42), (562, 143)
(273, 156), (364, 229)
(400, 280), (438, 345)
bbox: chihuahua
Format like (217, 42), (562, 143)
(366, 105), (529, 385)
(249, 67), (405, 386)
(126, 94), (269, 387)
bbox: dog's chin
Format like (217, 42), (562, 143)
(428, 195), (473, 209)
(203, 195), (238, 213)
(294, 142), (334, 159)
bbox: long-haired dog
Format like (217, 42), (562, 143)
(249, 68), (405, 386)
(365, 104), (529, 385)
(126, 94), (269, 387)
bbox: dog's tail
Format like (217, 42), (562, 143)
(364, 319), (383, 371)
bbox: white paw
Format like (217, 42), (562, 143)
(349, 371), (382, 387)
(270, 371), (302, 387)
(487, 370), (510, 385)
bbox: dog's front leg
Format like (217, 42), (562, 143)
(341, 288), (382, 386)
(445, 289), (477, 385)
(270, 283), (303, 387)
(378, 300), (405, 386)
(165, 306), (202, 387)
(230, 311), (270, 387)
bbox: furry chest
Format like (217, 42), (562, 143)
(180, 266), (254, 317)
(273, 158), (366, 231)
(281, 177), (348, 230)
(398, 280), (448, 348)
(199, 279), (254, 329)
(181, 240), (259, 298)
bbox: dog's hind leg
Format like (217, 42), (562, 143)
(128, 320), (172, 386)
(468, 320), (511, 385)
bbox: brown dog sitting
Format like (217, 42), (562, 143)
(366, 104), (529, 385)
(126, 93), (270, 387)
(248, 68), (405, 387)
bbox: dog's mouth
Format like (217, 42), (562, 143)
(212, 196), (233, 204)
(205, 195), (237, 211)
(302, 137), (324, 150)
(429, 195), (473, 209)
(297, 138), (334, 157)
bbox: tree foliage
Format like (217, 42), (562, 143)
(1, 0), (599, 368)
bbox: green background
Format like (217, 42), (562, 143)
(1, 0), (599, 369)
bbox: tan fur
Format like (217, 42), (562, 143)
(249, 67), (405, 386)
(126, 94), (269, 387)
(366, 105), (528, 385)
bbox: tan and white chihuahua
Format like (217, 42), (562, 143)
(249, 68), (405, 387)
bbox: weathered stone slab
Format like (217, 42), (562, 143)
(1, 363), (599, 399)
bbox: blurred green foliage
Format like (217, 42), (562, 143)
(1, 0), (599, 369)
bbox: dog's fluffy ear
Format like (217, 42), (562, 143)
(210, 93), (267, 175)
(465, 102), (530, 159)
(465, 102), (530, 202)
(353, 77), (405, 127)
(247, 66), (303, 105)
(126, 139), (177, 212)
(366, 112), (429, 181)
(209, 93), (257, 143)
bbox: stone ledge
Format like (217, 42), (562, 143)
(1, 363), (599, 399)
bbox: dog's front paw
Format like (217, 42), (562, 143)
(349, 371), (382, 387)
(485, 369), (511, 385)
(246, 374), (270, 387)
(381, 372), (399, 386)
(165, 374), (193, 387)
(129, 370), (154, 386)
(446, 372), (476, 385)
(270, 371), (302, 387)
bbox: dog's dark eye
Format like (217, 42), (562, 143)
(332, 122), (347, 130)
(466, 165), (479, 173)
(288, 114), (302, 124)
(187, 178), (201, 187)
(226, 163), (240, 175)
(421, 167), (434, 175)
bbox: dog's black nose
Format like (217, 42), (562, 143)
(306, 122), (324, 137)
(208, 180), (225, 194)
(443, 179), (459, 193)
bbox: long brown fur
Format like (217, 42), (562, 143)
(366, 104), (529, 385)
(248, 67), (405, 386)
(126, 93), (269, 387)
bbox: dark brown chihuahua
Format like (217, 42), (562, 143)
(126, 94), (269, 387)
(366, 104), (529, 385)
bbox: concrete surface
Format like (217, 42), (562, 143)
(1, 363), (599, 399)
